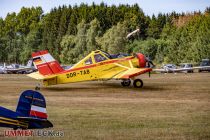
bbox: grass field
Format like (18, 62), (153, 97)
(0, 73), (210, 140)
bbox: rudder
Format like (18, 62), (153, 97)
(32, 50), (64, 75)
(16, 90), (48, 119)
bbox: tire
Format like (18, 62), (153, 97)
(22, 71), (26, 74)
(133, 79), (143, 88)
(121, 79), (131, 87)
(35, 86), (40, 91)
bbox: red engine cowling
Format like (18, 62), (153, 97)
(136, 53), (146, 68)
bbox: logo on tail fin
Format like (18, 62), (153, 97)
(33, 58), (43, 65)
(30, 105), (47, 119)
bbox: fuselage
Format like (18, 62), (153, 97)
(0, 107), (28, 129)
(29, 50), (149, 87)
(43, 55), (139, 86)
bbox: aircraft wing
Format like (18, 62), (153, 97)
(153, 68), (192, 73)
(27, 72), (56, 80)
(153, 66), (210, 73)
(152, 68), (167, 72)
(168, 66), (210, 72)
(17, 117), (49, 122)
(153, 68), (181, 72)
(4, 67), (33, 73)
(114, 68), (152, 79)
(191, 66), (210, 70)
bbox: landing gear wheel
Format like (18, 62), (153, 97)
(35, 83), (41, 91)
(133, 79), (143, 88)
(35, 86), (40, 91)
(121, 79), (131, 87)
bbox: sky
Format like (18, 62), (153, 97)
(0, 0), (209, 18)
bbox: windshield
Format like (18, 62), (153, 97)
(180, 64), (185, 68)
(180, 64), (192, 68)
(94, 54), (107, 63)
(100, 50), (111, 59)
(201, 61), (210, 66)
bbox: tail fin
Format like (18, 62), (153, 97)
(32, 50), (64, 75)
(26, 59), (33, 67)
(16, 90), (48, 119)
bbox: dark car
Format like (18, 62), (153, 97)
(199, 59), (210, 72)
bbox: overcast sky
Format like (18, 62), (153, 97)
(0, 0), (209, 18)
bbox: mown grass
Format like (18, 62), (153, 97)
(0, 73), (210, 140)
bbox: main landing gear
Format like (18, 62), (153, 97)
(121, 79), (143, 88)
(133, 79), (143, 88)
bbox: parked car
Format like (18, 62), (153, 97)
(179, 63), (194, 73)
(161, 64), (177, 73)
(199, 59), (210, 72)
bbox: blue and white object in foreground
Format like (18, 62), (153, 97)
(0, 90), (53, 129)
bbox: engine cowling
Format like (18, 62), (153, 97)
(136, 53), (146, 68)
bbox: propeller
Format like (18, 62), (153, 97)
(127, 29), (154, 78)
(145, 57), (155, 78)
(145, 57), (155, 68)
(126, 29), (140, 39)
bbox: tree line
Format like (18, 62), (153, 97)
(0, 3), (209, 65)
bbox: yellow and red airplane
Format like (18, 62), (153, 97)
(28, 50), (153, 88)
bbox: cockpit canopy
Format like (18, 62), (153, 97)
(71, 50), (131, 68)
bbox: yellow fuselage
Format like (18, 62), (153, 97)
(43, 55), (139, 86)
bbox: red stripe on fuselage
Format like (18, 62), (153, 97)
(36, 56), (135, 75)
(36, 56), (135, 76)
(30, 110), (47, 119)
(61, 56), (135, 74)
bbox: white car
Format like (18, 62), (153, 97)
(0, 65), (5, 74)
(162, 64), (177, 73)
(179, 63), (194, 73)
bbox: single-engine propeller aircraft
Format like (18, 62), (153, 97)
(0, 90), (53, 129)
(28, 50), (154, 88)
(2, 60), (36, 74)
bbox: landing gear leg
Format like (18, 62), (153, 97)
(121, 79), (131, 87)
(35, 83), (41, 91)
(133, 79), (143, 88)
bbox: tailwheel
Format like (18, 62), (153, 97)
(121, 79), (131, 87)
(35, 86), (40, 91)
(35, 83), (41, 91)
(133, 79), (143, 88)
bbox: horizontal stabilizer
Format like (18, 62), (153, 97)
(17, 117), (53, 129)
(27, 72), (56, 80)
